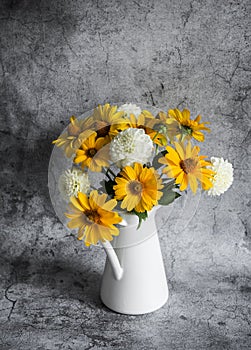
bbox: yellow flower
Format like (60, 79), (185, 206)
(114, 163), (163, 212)
(128, 110), (166, 146)
(159, 141), (215, 194)
(52, 116), (94, 157)
(65, 190), (122, 246)
(90, 103), (129, 140)
(74, 132), (109, 172)
(156, 111), (180, 143)
(167, 108), (210, 142)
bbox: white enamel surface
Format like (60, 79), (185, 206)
(100, 208), (169, 315)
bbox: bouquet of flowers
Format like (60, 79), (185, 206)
(52, 103), (233, 247)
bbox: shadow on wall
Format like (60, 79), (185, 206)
(0, 0), (86, 205)
(1, 74), (68, 211)
(1, 121), (57, 209)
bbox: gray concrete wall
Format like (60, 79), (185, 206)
(0, 0), (250, 349)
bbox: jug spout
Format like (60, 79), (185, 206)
(101, 241), (123, 280)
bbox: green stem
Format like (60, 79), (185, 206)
(155, 144), (159, 155)
(152, 131), (159, 142)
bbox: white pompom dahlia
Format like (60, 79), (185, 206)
(117, 103), (142, 118)
(59, 167), (90, 201)
(110, 128), (153, 168)
(207, 157), (233, 196)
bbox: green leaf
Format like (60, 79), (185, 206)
(133, 210), (148, 229)
(162, 178), (176, 190)
(152, 150), (167, 169)
(159, 180), (181, 206)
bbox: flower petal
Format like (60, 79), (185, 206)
(78, 192), (91, 210)
(188, 174), (198, 193)
(174, 142), (185, 160)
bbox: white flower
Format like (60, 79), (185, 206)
(207, 157), (233, 196)
(110, 128), (153, 168)
(58, 167), (90, 201)
(117, 103), (142, 118)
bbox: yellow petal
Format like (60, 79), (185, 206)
(89, 190), (100, 209)
(70, 197), (84, 212)
(165, 146), (181, 165)
(134, 163), (143, 177)
(95, 193), (108, 207)
(185, 141), (192, 158)
(137, 113), (145, 126)
(158, 156), (168, 165)
(192, 131), (204, 142)
(77, 225), (86, 240)
(67, 217), (85, 229)
(85, 225), (96, 245)
(129, 114), (137, 126)
(179, 174), (188, 191)
(102, 198), (117, 211)
(174, 142), (185, 160)
(191, 145), (200, 158)
(167, 166), (183, 178)
(121, 194), (140, 212)
(114, 183), (127, 199)
(142, 191), (156, 205)
(74, 155), (86, 164)
(122, 166), (137, 181)
(95, 137), (106, 150)
(194, 114), (201, 123)
(78, 192), (90, 210)
(175, 171), (184, 185)
(182, 109), (190, 122)
(188, 174), (198, 193)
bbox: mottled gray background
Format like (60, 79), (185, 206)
(0, 0), (250, 349)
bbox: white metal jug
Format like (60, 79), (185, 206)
(100, 206), (169, 315)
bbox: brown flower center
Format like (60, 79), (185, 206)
(95, 121), (110, 138)
(138, 125), (147, 133)
(129, 180), (143, 195)
(85, 210), (101, 224)
(180, 158), (197, 174)
(87, 148), (97, 158)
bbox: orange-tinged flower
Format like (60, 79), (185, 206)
(74, 132), (109, 172)
(167, 108), (210, 142)
(52, 116), (94, 157)
(90, 103), (129, 140)
(159, 141), (215, 194)
(128, 110), (166, 146)
(65, 190), (122, 246)
(114, 163), (163, 212)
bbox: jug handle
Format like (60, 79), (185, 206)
(101, 240), (123, 281)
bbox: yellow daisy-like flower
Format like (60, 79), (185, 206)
(90, 103), (129, 140)
(52, 116), (94, 157)
(74, 132), (109, 172)
(128, 110), (166, 146)
(159, 141), (215, 194)
(114, 163), (163, 213)
(156, 111), (180, 143)
(167, 108), (210, 142)
(65, 190), (122, 246)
